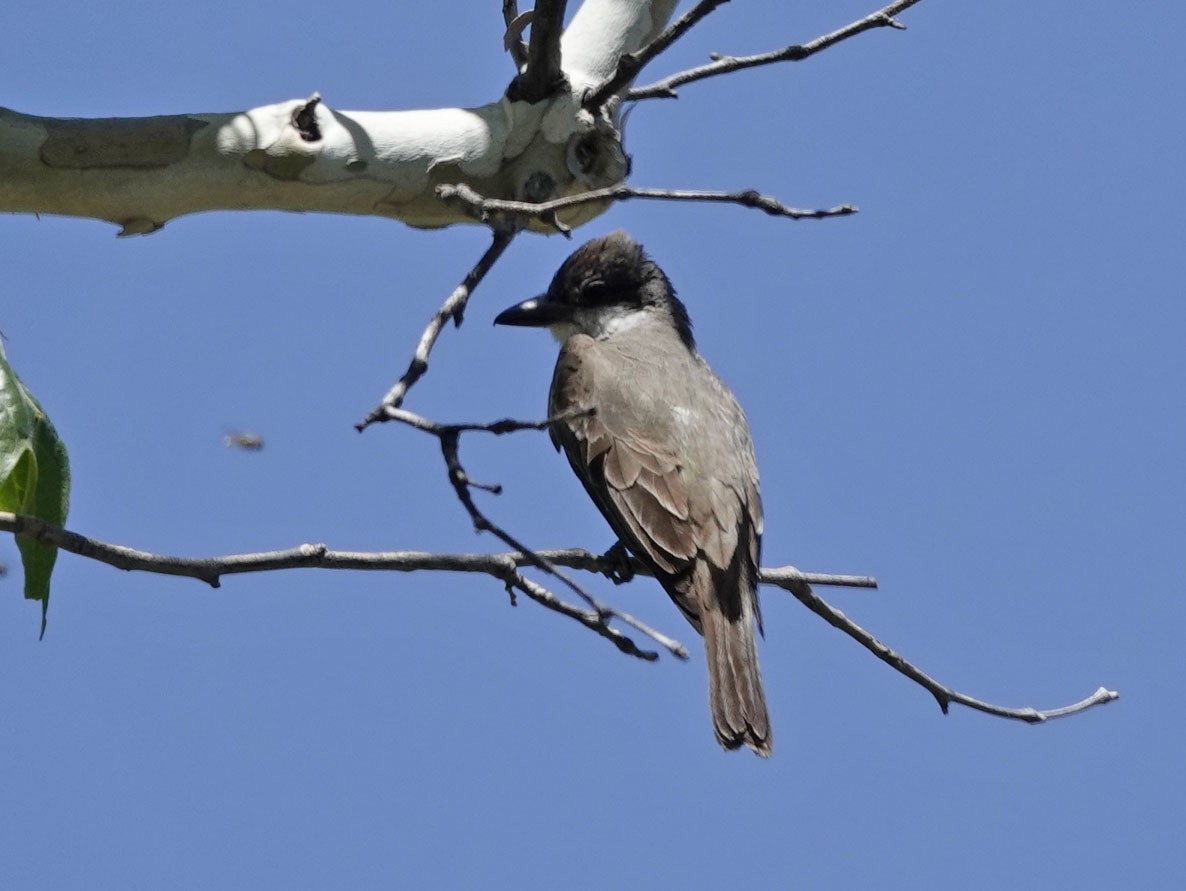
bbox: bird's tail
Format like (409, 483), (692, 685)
(702, 601), (771, 757)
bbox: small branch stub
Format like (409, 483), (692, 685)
(292, 94), (322, 142)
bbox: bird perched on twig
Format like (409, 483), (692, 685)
(495, 230), (771, 756)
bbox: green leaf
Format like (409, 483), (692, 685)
(0, 340), (71, 636)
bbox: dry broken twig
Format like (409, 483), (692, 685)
(438, 182), (856, 235)
(502, 1), (531, 71)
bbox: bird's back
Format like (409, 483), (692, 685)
(548, 324), (770, 753)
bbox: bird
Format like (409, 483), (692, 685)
(494, 230), (771, 755)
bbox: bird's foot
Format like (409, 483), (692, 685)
(600, 541), (635, 585)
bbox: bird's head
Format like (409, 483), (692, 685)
(494, 230), (695, 349)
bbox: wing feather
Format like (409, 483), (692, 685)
(548, 334), (760, 632)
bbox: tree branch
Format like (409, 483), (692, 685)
(363, 405), (1115, 724)
(0, 98), (535, 233)
(508, 0), (570, 102)
(781, 574), (1119, 722)
(356, 228), (517, 430)
(502, 1), (531, 72)
(0, 501), (1117, 723)
(0, 1), (680, 234)
(629, 0), (926, 100)
(584, 0), (732, 109)
(380, 407), (689, 660)
(356, 174), (852, 424)
(0, 511), (871, 593)
(437, 181), (856, 234)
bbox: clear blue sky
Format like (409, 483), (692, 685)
(2, 2), (1182, 888)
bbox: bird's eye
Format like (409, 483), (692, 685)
(582, 280), (607, 302)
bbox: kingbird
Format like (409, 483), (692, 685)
(495, 230), (771, 755)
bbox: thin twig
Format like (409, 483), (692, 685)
(507, 0), (569, 102)
(507, 569), (663, 660)
(356, 229), (516, 431)
(780, 572), (1119, 722)
(437, 182), (855, 235)
(584, 0), (733, 109)
(383, 407), (690, 660)
(502, 1), (530, 72)
(629, 0), (925, 100)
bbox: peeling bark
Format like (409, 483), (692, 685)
(0, 0), (679, 235)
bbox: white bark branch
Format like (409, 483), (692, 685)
(0, 0), (679, 235)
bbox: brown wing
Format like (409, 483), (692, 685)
(556, 410), (696, 573)
(548, 335), (759, 632)
(549, 333), (770, 752)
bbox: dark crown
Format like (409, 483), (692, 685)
(546, 230), (695, 349)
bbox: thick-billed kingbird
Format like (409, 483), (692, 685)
(495, 230), (771, 756)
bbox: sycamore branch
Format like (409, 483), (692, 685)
(0, 0), (676, 235)
(0, 0), (929, 234)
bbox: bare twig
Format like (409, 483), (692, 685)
(507, 0), (569, 102)
(2, 498), (1117, 722)
(437, 181), (855, 235)
(356, 228), (516, 431)
(502, 1), (530, 72)
(584, 0), (732, 109)
(629, 0), (926, 100)
(383, 407), (690, 660)
(780, 573), (1119, 722)
(0, 513), (873, 593)
(506, 570), (664, 660)
(761, 565), (876, 592)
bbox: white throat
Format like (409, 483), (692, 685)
(549, 304), (651, 343)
